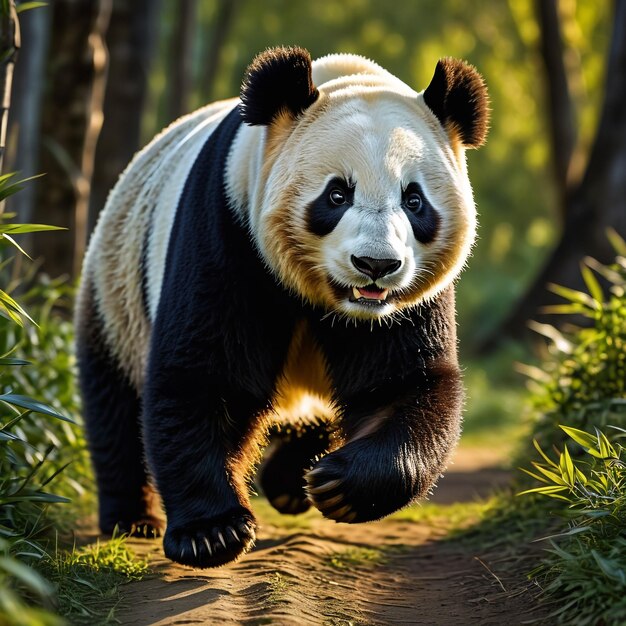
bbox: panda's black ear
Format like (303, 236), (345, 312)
(240, 46), (319, 126)
(422, 58), (489, 148)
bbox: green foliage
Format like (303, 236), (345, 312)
(0, 206), (76, 624)
(522, 229), (626, 445)
(0, 180), (144, 625)
(517, 237), (626, 623)
(42, 536), (148, 624)
(520, 427), (626, 624)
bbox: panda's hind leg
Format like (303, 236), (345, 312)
(259, 421), (332, 515)
(75, 280), (162, 538)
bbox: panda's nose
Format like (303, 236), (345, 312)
(351, 255), (402, 280)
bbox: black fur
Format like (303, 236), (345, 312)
(305, 288), (462, 522)
(306, 177), (355, 237)
(76, 282), (161, 537)
(402, 182), (440, 244)
(240, 46), (319, 126)
(139, 220), (152, 317)
(423, 57), (489, 148)
(142, 106), (301, 567)
(259, 423), (332, 515)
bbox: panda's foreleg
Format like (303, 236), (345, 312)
(142, 359), (262, 568)
(75, 282), (162, 537)
(305, 360), (463, 523)
(259, 421), (332, 515)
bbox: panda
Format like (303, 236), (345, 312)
(75, 46), (489, 569)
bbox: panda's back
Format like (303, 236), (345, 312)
(79, 98), (238, 390)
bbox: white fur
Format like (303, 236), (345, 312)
(78, 99), (237, 388)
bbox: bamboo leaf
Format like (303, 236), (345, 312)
(559, 445), (576, 486)
(607, 227), (626, 256)
(560, 425), (599, 450)
(0, 357), (30, 366)
(0, 556), (54, 598)
(533, 438), (559, 468)
(547, 283), (599, 308)
(0, 302), (24, 326)
(15, 1), (48, 12)
(0, 394), (73, 422)
(598, 431), (616, 460)
(517, 485), (569, 496)
(519, 467), (550, 484)
(0, 289), (35, 325)
(540, 304), (593, 317)
(580, 263), (604, 305)
(531, 463), (567, 486)
(527, 321), (572, 353)
(0, 223), (65, 235)
(1, 232), (32, 259)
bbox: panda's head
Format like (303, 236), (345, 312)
(237, 47), (489, 320)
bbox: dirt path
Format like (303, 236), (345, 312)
(116, 448), (542, 625)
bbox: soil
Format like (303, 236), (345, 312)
(115, 447), (545, 625)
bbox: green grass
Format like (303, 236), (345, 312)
(42, 535), (149, 624)
(265, 571), (292, 607)
(518, 426), (626, 624)
(390, 498), (496, 529)
(0, 280), (149, 625)
(503, 235), (626, 624)
(327, 546), (386, 570)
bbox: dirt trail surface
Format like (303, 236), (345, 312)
(116, 448), (542, 625)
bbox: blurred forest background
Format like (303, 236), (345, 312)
(5, 0), (624, 354)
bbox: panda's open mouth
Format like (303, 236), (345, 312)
(349, 284), (389, 305)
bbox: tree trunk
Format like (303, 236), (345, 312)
(201, 0), (238, 104)
(6, 5), (49, 224)
(481, 0), (626, 351)
(166, 0), (196, 121)
(29, 0), (111, 279)
(0, 0), (19, 180)
(535, 0), (577, 212)
(87, 0), (161, 238)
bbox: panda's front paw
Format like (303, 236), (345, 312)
(305, 438), (420, 523)
(163, 508), (256, 568)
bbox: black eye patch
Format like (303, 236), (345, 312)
(306, 178), (355, 237)
(402, 182), (439, 244)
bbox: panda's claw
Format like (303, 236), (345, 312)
(305, 478), (342, 495)
(326, 504), (352, 520)
(306, 467), (326, 480)
(203, 536), (213, 556)
(316, 493), (344, 509)
(164, 508), (256, 568)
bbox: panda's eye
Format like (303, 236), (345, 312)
(329, 188), (347, 206)
(404, 187), (423, 213)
